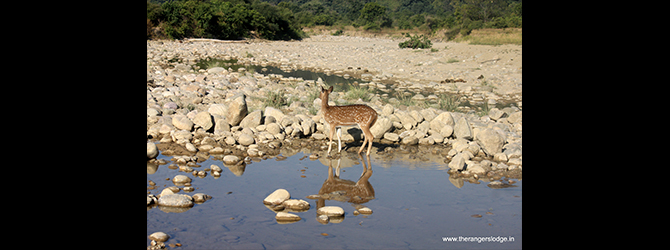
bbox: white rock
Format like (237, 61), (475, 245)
(147, 142), (159, 159)
(357, 207), (373, 214)
(149, 232), (169, 242)
(223, 155), (240, 165)
(282, 199), (310, 210)
(448, 153), (466, 171)
(210, 164), (222, 172)
(263, 188), (290, 205)
(237, 133), (255, 146)
(275, 212), (301, 221)
(317, 206), (344, 217)
(172, 115), (194, 131)
(157, 194), (193, 207)
(172, 175), (192, 183)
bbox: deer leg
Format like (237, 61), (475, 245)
(337, 127), (342, 153)
(327, 124), (335, 156)
(360, 125), (374, 156)
(357, 124), (368, 155)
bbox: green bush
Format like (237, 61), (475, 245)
(153, 0), (303, 41)
(398, 33), (432, 49)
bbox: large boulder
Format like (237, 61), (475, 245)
(370, 117), (392, 139)
(237, 133), (255, 146)
(264, 106), (285, 123)
(239, 110), (262, 128)
(192, 111), (213, 131)
(172, 115), (194, 131)
(208, 104), (228, 117)
(434, 112), (455, 127)
(476, 128), (506, 156)
(226, 94), (248, 126)
(453, 117), (472, 140)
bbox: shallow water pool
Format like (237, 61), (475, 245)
(147, 149), (521, 249)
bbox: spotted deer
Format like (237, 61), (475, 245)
(319, 86), (378, 156)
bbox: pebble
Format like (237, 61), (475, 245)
(223, 155), (240, 165)
(149, 232), (169, 242)
(282, 199), (310, 210)
(192, 193), (212, 202)
(316, 214), (329, 224)
(172, 175), (192, 184)
(357, 207), (373, 214)
(275, 211), (301, 221)
(210, 164), (222, 172)
(157, 194), (194, 207)
(317, 206), (344, 217)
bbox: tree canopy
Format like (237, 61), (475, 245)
(147, 0), (522, 40)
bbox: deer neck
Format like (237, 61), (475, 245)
(321, 93), (330, 110)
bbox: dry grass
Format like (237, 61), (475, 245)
(454, 28), (522, 45)
(303, 26), (522, 45)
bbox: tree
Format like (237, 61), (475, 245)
(358, 2), (392, 29)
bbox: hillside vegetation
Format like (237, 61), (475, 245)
(147, 0), (522, 41)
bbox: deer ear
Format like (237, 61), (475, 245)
(328, 86), (333, 92)
(321, 86), (326, 92)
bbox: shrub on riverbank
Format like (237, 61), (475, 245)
(398, 33), (432, 49)
(147, 0), (304, 40)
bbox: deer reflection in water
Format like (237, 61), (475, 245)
(313, 153), (375, 210)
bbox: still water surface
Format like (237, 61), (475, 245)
(147, 150), (521, 249)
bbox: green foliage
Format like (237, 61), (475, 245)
(148, 0), (304, 41)
(147, 0), (522, 40)
(398, 33), (432, 49)
(344, 86), (372, 102)
(263, 90), (289, 109)
(357, 2), (392, 29)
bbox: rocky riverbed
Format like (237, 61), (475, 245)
(147, 36), (522, 232)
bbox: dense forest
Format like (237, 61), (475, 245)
(147, 0), (522, 40)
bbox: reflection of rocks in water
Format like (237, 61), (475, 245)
(313, 154), (374, 204)
(447, 167), (521, 189)
(487, 181), (517, 189)
(226, 162), (246, 176)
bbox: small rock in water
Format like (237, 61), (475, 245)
(157, 194), (193, 207)
(149, 232), (169, 242)
(147, 142), (159, 159)
(316, 214), (329, 224)
(282, 199), (310, 210)
(172, 175), (192, 183)
(210, 164), (222, 172)
(317, 206), (344, 217)
(357, 207), (373, 214)
(263, 188), (290, 205)
(275, 211), (301, 221)
(223, 155), (240, 165)
(192, 193), (212, 203)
